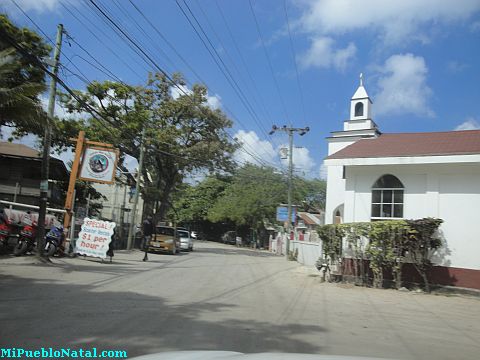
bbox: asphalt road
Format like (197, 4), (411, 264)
(1, 241), (479, 359)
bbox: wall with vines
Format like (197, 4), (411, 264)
(316, 218), (443, 291)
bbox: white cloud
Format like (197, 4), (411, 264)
(171, 85), (222, 110)
(299, 36), (356, 71)
(171, 85), (192, 99)
(374, 53), (434, 117)
(40, 95), (73, 119)
(0, 126), (38, 148)
(297, 0), (480, 45)
(233, 130), (316, 176)
(319, 163), (328, 180)
(454, 117), (480, 131)
(206, 94), (222, 110)
(1, 0), (61, 13)
(233, 130), (277, 166)
(280, 145), (316, 174)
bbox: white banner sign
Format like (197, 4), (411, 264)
(79, 147), (118, 184)
(76, 218), (116, 259)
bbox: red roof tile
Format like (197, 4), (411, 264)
(326, 130), (480, 159)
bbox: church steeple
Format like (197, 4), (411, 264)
(326, 73), (380, 156)
(349, 73), (372, 121)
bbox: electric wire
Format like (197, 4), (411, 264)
(175, 0), (271, 141)
(194, 0), (272, 134)
(214, 0), (274, 130)
(248, 0), (291, 125)
(283, 0), (307, 124)
(59, 0), (145, 80)
(86, 0), (277, 168)
(9, 0), (281, 171)
(125, 0), (277, 167)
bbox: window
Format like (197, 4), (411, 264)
(371, 175), (404, 219)
(355, 102), (364, 117)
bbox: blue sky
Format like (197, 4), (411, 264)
(2, 0), (480, 179)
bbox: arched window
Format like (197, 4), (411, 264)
(371, 175), (404, 219)
(333, 204), (343, 224)
(355, 102), (364, 117)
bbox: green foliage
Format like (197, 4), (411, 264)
(317, 224), (344, 265)
(207, 164), (287, 228)
(0, 15), (50, 134)
(56, 73), (237, 219)
(172, 175), (231, 223)
(405, 218), (444, 292)
(366, 221), (409, 288)
(171, 164), (325, 234)
(339, 222), (370, 285)
(316, 218), (443, 290)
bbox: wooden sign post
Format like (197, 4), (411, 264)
(62, 131), (118, 251)
(63, 130), (85, 230)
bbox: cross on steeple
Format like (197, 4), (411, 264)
(359, 73), (364, 87)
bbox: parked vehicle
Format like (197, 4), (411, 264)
(148, 226), (180, 255)
(44, 225), (64, 257)
(177, 229), (193, 251)
(0, 221), (13, 253)
(0, 210), (19, 254)
(222, 231), (237, 245)
(13, 223), (37, 256)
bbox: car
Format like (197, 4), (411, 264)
(148, 226), (180, 255)
(222, 231), (236, 245)
(177, 229), (193, 251)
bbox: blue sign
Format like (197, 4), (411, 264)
(276, 206), (296, 222)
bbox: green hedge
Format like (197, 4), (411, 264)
(316, 218), (443, 291)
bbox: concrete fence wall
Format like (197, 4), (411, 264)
(271, 234), (323, 267)
(290, 240), (322, 266)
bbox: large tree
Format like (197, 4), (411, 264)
(172, 175), (232, 223)
(0, 14), (50, 135)
(58, 73), (237, 219)
(206, 164), (326, 230)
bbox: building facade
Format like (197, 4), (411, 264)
(324, 77), (480, 289)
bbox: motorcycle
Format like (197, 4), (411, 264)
(13, 224), (37, 256)
(44, 225), (64, 257)
(0, 221), (13, 253)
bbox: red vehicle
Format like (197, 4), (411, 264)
(13, 223), (37, 256)
(0, 222), (13, 253)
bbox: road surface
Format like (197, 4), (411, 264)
(1, 241), (479, 359)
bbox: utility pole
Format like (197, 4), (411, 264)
(126, 126), (146, 250)
(37, 24), (63, 256)
(269, 125), (309, 259)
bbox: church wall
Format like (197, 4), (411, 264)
(438, 172), (480, 271)
(325, 139), (358, 225)
(344, 119), (374, 131)
(325, 165), (345, 224)
(345, 163), (480, 272)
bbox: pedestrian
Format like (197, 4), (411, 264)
(106, 229), (116, 263)
(142, 215), (154, 261)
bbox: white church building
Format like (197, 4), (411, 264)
(324, 76), (480, 290)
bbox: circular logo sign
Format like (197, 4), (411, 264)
(89, 153), (109, 173)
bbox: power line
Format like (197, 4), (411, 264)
(195, 0), (272, 131)
(9, 0), (280, 170)
(86, 0), (277, 168)
(126, 0), (276, 167)
(10, 0), (55, 45)
(283, 0), (307, 124)
(175, 0), (271, 140)
(248, 0), (291, 125)
(59, 0), (145, 80)
(214, 0), (274, 130)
